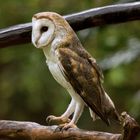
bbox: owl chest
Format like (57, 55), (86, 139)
(44, 50), (83, 101)
(47, 60), (83, 102)
(43, 46), (80, 99)
(47, 60), (71, 89)
(43, 46), (68, 88)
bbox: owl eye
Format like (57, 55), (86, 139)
(40, 26), (48, 33)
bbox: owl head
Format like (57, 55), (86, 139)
(32, 12), (73, 49)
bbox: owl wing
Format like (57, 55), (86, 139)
(57, 41), (109, 125)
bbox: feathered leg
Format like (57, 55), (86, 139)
(46, 99), (76, 124)
(61, 100), (84, 130)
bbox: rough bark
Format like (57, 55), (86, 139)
(0, 2), (140, 48)
(0, 112), (139, 140)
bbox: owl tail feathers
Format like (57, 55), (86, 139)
(97, 105), (120, 126)
(108, 109), (121, 123)
(102, 109), (120, 126)
(89, 108), (110, 126)
(89, 109), (120, 126)
(102, 92), (121, 125)
(103, 116), (110, 126)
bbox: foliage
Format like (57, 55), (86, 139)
(0, 0), (140, 132)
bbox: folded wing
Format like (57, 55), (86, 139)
(57, 39), (110, 125)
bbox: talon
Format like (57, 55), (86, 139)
(55, 124), (65, 132)
(46, 115), (56, 125)
(46, 115), (71, 125)
(56, 123), (77, 131)
(62, 123), (77, 131)
(54, 126), (61, 132)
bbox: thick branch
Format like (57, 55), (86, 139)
(0, 2), (140, 48)
(0, 112), (139, 140)
(0, 121), (120, 140)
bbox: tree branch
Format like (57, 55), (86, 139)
(0, 2), (140, 48)
(0, 112), (139, 140)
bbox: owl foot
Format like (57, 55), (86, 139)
(46, 115), (71, 125)
(55, 122), (77, 131)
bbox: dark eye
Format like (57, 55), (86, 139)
(40, 26), (48, 33)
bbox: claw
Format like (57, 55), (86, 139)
(46, 115), (55, 125)
(46, 115), (71, 125)
(55, 125), (63, 132)
(55, 123), (77, 132)
(62, 123), (77, 131)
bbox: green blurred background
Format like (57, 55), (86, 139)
(0, 0), (140, 133)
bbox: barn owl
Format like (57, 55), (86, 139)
(32, 12), (120, 130)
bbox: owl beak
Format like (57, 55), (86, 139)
(35, 40), (39, 47)
(32, 40), (39, 48)
(32, 36), (40, 48)
(34, 40), (44, 49)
